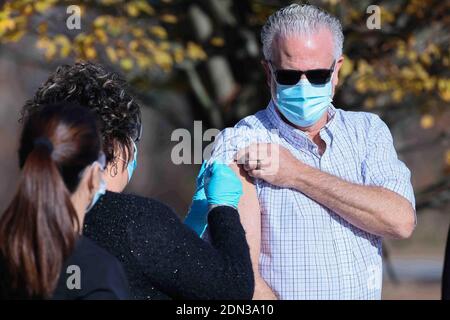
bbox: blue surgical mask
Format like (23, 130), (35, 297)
(127, 141), (138, 182)
(274, 77), (333, 127)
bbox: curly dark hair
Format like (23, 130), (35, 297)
(21, 61), (142, 165)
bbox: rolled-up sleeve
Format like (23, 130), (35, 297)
(206, 126), (265, 166)
(362, 116), (416, 214)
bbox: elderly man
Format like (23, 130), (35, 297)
(185, 4), (416, 300)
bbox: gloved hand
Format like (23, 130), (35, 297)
(204, 162), (243, 209)
(184, 161), (209, 236)
(184, 161), (243, 237)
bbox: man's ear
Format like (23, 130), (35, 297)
(261, 59), (272, 88)
(333, 55), (345, 88)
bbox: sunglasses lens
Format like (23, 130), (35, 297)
(275, 70), (302, 85)
(305, 69), (332, 85)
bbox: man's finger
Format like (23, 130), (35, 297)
(244, 159), (259, 171)
(248, 169), (263, 179)
(259, 157), (271, 168)
(235, 147), (248, 165)
(236, 144), (258, 165)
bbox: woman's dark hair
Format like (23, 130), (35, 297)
(21, 61), (141, 167)
(0, 102), (101, 298)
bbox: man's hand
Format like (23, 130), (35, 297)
(236, 143), (302, 188)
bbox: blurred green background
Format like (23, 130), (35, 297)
(0, 0), (449, 299)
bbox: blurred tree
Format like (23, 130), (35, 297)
(0, 0), (449, 208)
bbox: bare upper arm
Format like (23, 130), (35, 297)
(228, 162), (261, 268)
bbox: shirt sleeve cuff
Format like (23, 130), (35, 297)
(380, 179), (417, 225)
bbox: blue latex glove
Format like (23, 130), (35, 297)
(184, 161), (209, 236)
(184, 161), (243, 236)
(204, 162), (243, 209)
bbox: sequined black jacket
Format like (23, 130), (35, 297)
(83, 191), (254, 300)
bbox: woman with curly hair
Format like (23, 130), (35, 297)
(21, 61), (255, 300)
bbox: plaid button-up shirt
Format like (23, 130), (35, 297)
(205, 101), (415, 300)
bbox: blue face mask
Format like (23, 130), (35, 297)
(127, 141), (138, 182)
(274, 76), (333, 128)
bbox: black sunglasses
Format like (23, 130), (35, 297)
(269, 60), (335, 85)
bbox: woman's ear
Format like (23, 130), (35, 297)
(103, 143), (129, 193)
(76, 163), (101, 202)
(105, 141), (126, 178)
(87, 163), (102, 196)
(70, 163), (102, 223)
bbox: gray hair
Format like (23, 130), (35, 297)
(261, 4), (344, 60)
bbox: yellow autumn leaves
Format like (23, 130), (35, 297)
(125, 0), (155, 17)
(420, 114), (434, 129)
(340, 39), (450, 120)
(0, 1), (28, 42)
(88, 10), (207, 72)
(0, 0), (208, 74)
(1, 0), (449, 112)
